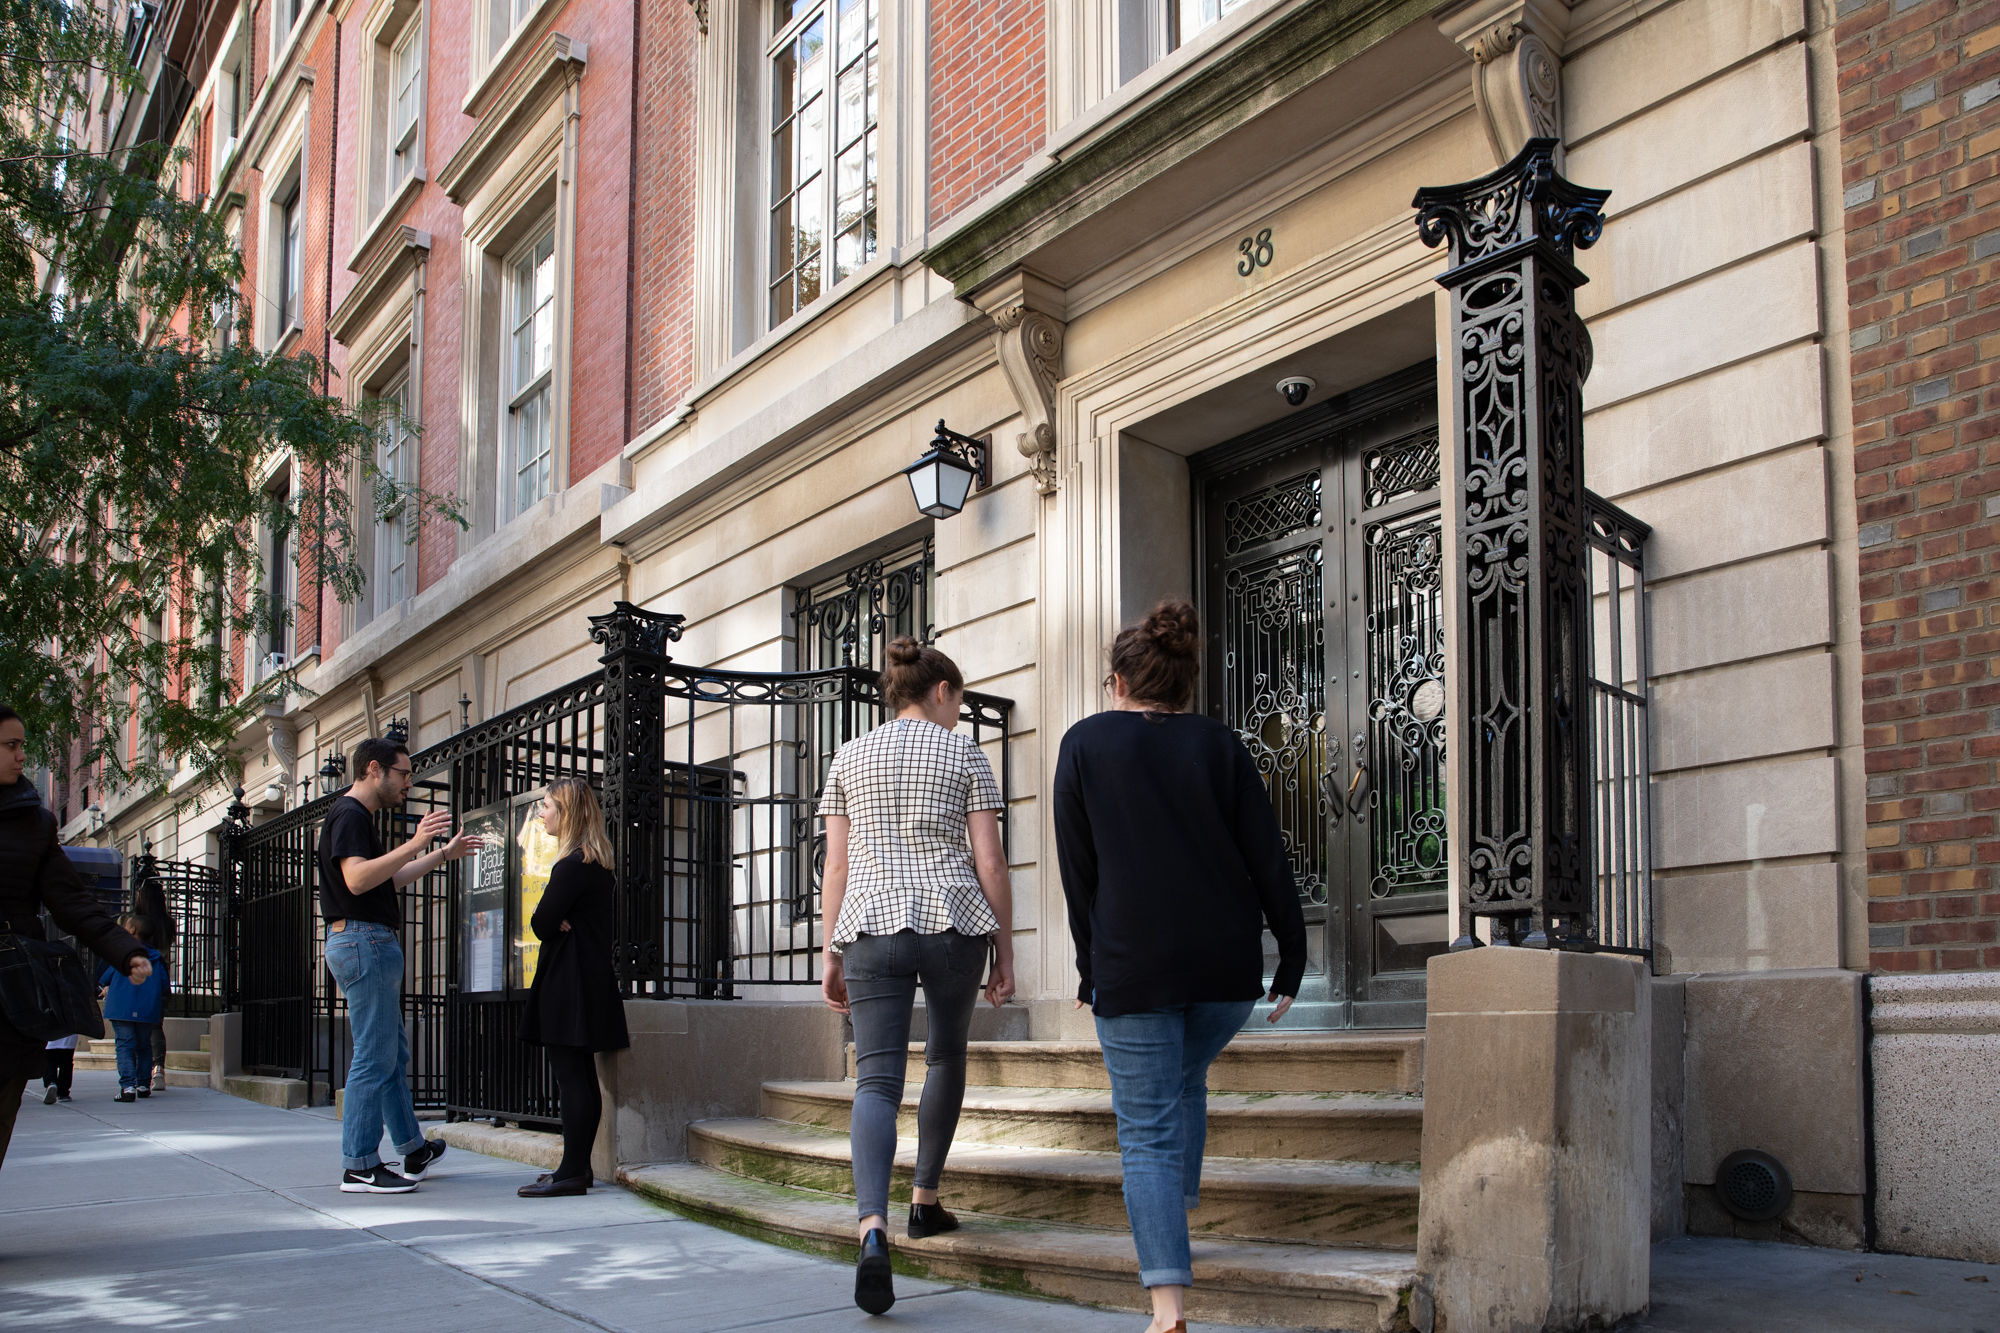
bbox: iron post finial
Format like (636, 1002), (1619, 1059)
(458, 693), (472, 729)
(1412, 137), (1610, 274)
(385, 717), (409, 746)
(588, 601), (688, 663)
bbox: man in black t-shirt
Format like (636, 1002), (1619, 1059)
(318, 736), (480, 1193)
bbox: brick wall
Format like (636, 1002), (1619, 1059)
(631, 0), (699, 431)
(1839, 0), (2000, 972)
(929, 0), (1047, 229)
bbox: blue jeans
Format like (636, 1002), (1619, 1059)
(324, 922), (425, 1172)
(109, 1021), (150, 1091)
(1094, 999), (1256, 1289)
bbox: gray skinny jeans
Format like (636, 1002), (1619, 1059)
(843, 928), (988, 1222)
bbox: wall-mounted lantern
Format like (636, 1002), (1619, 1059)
(902, 420), (991, 519)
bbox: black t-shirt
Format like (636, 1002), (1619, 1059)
(316, 794), (399, 928)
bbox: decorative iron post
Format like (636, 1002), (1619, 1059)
(1413, 137), (1610, 950)
(220, 786), (252, 1009)
(588, 601), (685, 990)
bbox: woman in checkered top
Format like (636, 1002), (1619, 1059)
(818, 637), (1014, 1316)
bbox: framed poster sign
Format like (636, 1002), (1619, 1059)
(511, 791), (560, 989)
(458, 802), (511, 994)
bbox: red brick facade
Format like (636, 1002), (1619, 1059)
(1839, 0), (2000, 972)
(630, 0), (700, 431)
(928, 0), (1048, 228)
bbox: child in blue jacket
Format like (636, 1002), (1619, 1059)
(98, 915), (168, 1102)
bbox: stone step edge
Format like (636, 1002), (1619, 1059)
(767, 1079), (1424, 1120)
(854, 1037), (1424, 1093)
(622, 1161), (1416, 1332)
(692, 1116), (1422, 1196)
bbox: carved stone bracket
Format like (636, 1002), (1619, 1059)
(1438, 0), (1576, 166)
(974, 273), (1067, 496)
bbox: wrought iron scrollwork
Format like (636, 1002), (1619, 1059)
(1364, 514), (1448, 902)
(1363, 430), (1443, 508)
(1224, 471), (1322, 555)
(793, 539), (935, 672)
(588, 601), (688, 660)
(1413, 136), (1609, 951)
(1223, 543), (1332, 906)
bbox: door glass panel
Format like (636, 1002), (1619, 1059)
(1221, 524), (1331, 908)
(1362, 502), (1448, 901)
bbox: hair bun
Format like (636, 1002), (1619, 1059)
(884, 636), (924, 667)
(1142, 600), (1200, 660)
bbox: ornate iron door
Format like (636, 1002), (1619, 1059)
(1198, 373), (1448, 1028)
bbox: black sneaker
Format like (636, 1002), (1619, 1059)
(340, 1165), (418, 1194)
(116, 1089), (135, 1103)
(42, 1085), (57, 1105)
(135, 1086), (150, 1098)
(57, 1093), (71, 1102)
(399, 1138), (448, 1180)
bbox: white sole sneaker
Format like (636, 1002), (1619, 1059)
(340, 1170), (419, 1194)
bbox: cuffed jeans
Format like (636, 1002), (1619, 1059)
(324, 921), (425, 1172)
(1095, 999), (1257, 1289)
(109, 1021), (150, 1091)
(843, 929), (987, 1223)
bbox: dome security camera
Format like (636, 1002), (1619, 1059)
(1277, 376), (1316, 408)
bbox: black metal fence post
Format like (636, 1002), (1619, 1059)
(1414, 137), (1611, 950)
(588, 601), (686, 994)
(222, 787), (250, 1011)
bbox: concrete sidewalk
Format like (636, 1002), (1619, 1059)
(3, 1072), (1997, 1332)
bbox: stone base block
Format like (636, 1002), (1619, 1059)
(223, 1074), (307, 1108)
(1870, 973), (2000, 1263)
(1415, 947), (1650, 1333)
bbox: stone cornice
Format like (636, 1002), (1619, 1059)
(437, 33), (588, 204)
(242, 66), (315, 175)
(330, 225), (432, 346)
(919, 0), (1435, 299)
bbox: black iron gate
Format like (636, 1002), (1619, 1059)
(226, 603), (1011, 1122)
(130, 853), (231, 1018)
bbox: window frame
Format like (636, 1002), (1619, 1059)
(502, 220), (557, 521)
(764, 0), (881, 330)
(390, 18), (424, 191)
(372, 371), (416, 616)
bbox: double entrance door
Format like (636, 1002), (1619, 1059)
(1194, 370), (1448, 1029)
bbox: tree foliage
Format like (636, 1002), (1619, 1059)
(0, 0), (458, 801)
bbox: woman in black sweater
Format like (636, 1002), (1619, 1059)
(516, 777), (629, 1196)
(1052, 601), (1307, 1333)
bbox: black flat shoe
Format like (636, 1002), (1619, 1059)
(518, 1174), (590, 1198)
(854, 1226), (895, 1314)
(531, 1171), (595, 1187)
(906, 1201), (959, 1239)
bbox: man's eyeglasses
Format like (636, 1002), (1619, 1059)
(387, 765), (413, 778)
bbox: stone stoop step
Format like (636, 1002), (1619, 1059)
(687, 1117), (1419, 1248)
(621, 1161), (1416, 1333)
(761, 1080), (1424, 1162)
(72, 1039), (211, 1087)
(663, 1033), (1425, 1329)
(850, 1034), (1426, 1094)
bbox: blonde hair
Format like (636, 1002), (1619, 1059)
(545, 778), (615, 869)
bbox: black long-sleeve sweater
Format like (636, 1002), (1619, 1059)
(1052, 710), (1308, 1018)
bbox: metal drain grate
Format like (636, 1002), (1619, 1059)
(1716, 1149), (1793, 1222)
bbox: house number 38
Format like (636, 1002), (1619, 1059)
(1236, 228), (1275, 276)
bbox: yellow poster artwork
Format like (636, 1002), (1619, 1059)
(512, 796), (562, 989)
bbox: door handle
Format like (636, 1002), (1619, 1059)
(1346, 761), (1370, 815)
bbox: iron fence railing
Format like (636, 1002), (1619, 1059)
(224, 602), (1013, 1121)
(131, 854), (230, 1018)
(1583, 491), (1654, 961)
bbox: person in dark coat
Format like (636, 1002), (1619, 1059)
(0, 705), (151, 1168)
(130, 862), (176, 1090)
(516, 776), (629, 1196)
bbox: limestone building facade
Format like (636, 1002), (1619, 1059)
(68, 0), (2000, 1273)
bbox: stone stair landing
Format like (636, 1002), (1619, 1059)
(626, 1030), (1425, 1331)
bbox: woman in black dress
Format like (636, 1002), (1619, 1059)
(516, 777), (630, 1197)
